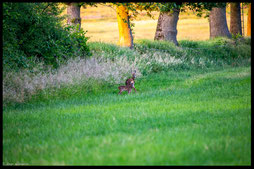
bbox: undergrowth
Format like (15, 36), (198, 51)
(3, 37), (251, 106)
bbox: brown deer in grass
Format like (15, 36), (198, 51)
(125, 70), (136, 93)
(118, 80), (135, 95)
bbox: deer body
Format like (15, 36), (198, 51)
(118, 80), (134, 95)
(125, 71), (137, 93)
(118, 85), (133, 94)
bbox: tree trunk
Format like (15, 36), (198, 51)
(67, 3), (81, 30)
(230, 3), (242, 36)
(247, 4), (251, 36)
(116, 5), (134, 49)
(209, 7), (231, 38)
(154, 9), (179, 46)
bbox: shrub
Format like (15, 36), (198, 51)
(3, 2), (90, 70)
(134, 39), (184, 57)
(88, 42), (138, 61)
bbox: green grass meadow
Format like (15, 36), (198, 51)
(3, 3), (251, 166)
(3, 65), (251, 165)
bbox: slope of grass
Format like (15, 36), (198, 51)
(3, 66), (251, 165)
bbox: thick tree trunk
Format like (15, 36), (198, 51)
(154, 9), (179, 46)
(116, 5), (134, 49)
(209, 7), (231, 39)
(230, 3), (242, 36)
(247, 4), (251, 36)
(67, 3), (81, 30)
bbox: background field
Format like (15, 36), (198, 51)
(73, 4), (249, 43)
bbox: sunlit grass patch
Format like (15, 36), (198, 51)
(78, 4), (249, 43)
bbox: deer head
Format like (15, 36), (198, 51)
(130, 80), (134, 88)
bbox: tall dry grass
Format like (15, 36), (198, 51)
(3, 56), (141, 104)
(2, 48), (188, 104)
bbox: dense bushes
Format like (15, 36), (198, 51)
(3, 2), (90, 70)
(135, 38), (250, 72)
(136, 37), (251, 60)
(89, 38), (251, 76)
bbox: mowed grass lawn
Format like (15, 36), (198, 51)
(3, 66), (251, 165)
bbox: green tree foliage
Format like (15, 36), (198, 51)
(109, 2), (227, 34)
(3, 2), (90, 70)
(185, 2), (226, 17)
(112, 2), (227, 18)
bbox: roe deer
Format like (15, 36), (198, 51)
(118, 80), (134, 95)
(125, 70), (137, 93)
